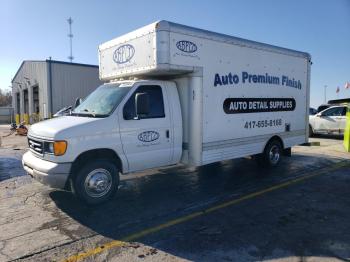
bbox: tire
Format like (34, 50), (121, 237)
(257, 140), (283, 167)
(73, 159), (120, 205)
(309, 125), (314, 137)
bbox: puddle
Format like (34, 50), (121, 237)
(0, 157), (26, 181)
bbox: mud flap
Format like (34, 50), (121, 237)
(283, 147), (291, 157)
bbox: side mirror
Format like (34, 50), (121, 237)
(316, 113), (323, 117)
(135, 93), (150, 118)
(74, 97), (83, 109)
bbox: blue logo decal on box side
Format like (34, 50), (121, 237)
(113, 44), (135, 64)
(138, 131), (160, 142)
(176, 40), (197, 53)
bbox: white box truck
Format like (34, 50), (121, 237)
(22, 21), (311, 204)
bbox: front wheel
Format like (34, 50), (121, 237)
(73, 159), (120, 205)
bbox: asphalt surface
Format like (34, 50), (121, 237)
(0, 125), (349, 261)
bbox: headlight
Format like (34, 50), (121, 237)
(48, 143), (54, 153)
(45, 141), (67, 156)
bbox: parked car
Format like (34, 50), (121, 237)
(309, 107), (317, 115)
(53, 98), (83, 118)
(309, 105), (347, 136)
(53, 106), (72, 117)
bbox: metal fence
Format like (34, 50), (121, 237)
(0, 107), (14, 124)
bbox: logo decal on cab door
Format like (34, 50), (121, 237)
(113, 44), (135, 64)
(138, 131), (160, 142)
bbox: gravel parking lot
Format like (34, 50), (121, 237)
(0, 125), (350, 262)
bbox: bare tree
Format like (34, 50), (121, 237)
(0, 89), (12, 107)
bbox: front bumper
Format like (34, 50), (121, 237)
(22, 151), (71, 189)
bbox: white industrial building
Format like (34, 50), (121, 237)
(12, 59), (102, 124)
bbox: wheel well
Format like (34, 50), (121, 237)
(265, 135), (284, 150)
(68, 149), (122, 186)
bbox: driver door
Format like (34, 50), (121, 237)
(118, 84), (173, 172)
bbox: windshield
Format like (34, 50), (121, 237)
(71, 83), (131, 117)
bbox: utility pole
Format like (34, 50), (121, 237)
(67, 17), (74, 63)
(324, 85), (327, 104)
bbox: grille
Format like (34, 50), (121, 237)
(28, 138), (44, 154)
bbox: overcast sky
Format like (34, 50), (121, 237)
(1, 0), (349, 107)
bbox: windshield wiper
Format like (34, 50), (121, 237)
(70, 112), (108, 118)
(83, 109), (96, 117)
(70, 112), (93, 117)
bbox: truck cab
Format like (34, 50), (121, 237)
(23, 80), (183, 204)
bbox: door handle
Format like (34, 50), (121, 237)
(166, 130), (170, 138)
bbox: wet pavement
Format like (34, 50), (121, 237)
(0, 127), (349, 261)
(0, 125), (27, 182)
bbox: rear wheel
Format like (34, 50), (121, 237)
(73, 159), (120, 205)
(256, 140), (283, 167)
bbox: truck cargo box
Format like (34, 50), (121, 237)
(99, 21), (311, 166)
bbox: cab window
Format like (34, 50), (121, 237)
(123, 85), (165, 120)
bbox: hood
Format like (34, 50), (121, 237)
(29, 116), (107, 139)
